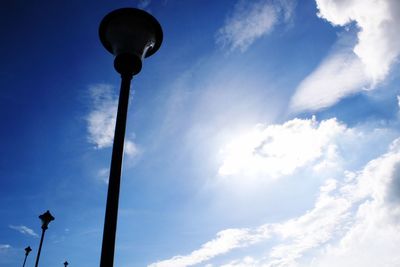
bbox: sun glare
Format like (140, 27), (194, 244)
(218, 117), (347, 181)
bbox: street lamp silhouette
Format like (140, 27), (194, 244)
(64, 261), (69, 267)
(22, 246), (32, 267)
(34, 210), (55, 267)
(98, 7), (162, 267)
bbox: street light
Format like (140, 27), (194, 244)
(22, 246), (32, 267)
(34, 210), (55, 267)
(98, 7), (163, 267)
(64, 261), (69, 267)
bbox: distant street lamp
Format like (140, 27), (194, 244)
(22, 246), (32, 267)
(64, 261), (69, 267)
(98, 7), (163, 267)
(34, 210), (55, 267)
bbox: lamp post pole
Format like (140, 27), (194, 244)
(22, 246), (32, 267)
(34, 210), (54, 267)
(64, 261), (69, 267)
(98, 8), (162, 267)
(99, 58), (133, 267)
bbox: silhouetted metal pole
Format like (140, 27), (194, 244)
(34, 210), (54, 267)
(22, 246), (32, 267)
(99, 69), (132, 267)
(64, 261), (69, 267)
(34, 231), (45, 267)
(98, 8), (163, 267)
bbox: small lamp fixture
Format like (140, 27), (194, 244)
(34, 210), (55, 267)
(22, 246), (32, 267)
(99, 8), (163, 75)
(25, 246), (32, 256)
(64, 261), (69, 267)
(39, 210), (55, 230)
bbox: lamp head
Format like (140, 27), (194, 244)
(39, 210), (55, 230)
(99, 8), (163, 75)
(24, 246), (32, 256)
(64, 261), (69, 266)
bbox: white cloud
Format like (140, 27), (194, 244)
(87, 84), (140, 185)
(316, 0), (400, 84)
(149, 227), (272, 267)
(149, 120), (400, 267)
(397, 95), (400, 109)
(0, 244), (11, 250)
(97, 168), (109, 185)
(9, 225), (39, 238)
(87, 84), (118, 149)
(290, 0), (400, 112)
(308, 204), (400, 267)
(86, 84), (140, 157)
(96, 140), (140, 185)
(218, 116), (348, 179)
(216, 0), (295, 52)
(290, 50), (370, 112)
(125, 140), (140, 158)
(302, 141), (400, 267)
(138, 0), (151, 9)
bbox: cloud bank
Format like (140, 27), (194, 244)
(149, 118), (400, 266)
(316, 0), (400, 83)
(291, 0), (400, 112)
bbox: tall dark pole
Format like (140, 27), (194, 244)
(22, 254), (28, 267)
(100, 70), (133, 267)
(22, 255), (28, 267)
(22, 246), (32, 267)
(98, 8), (162, 267)
(34, 210), (54, 267)
(34, 230), (46, 267)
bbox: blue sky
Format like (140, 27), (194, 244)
(1, 0), (400, 266)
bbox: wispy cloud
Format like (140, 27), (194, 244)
(150, 177), (349, 266)
(0, 244), (11, 250)
(149, 227), (271, 267)
(9, 225), (39, 238)
(397, 95), (400, 109)
(97, 167), (109, 185)
(86, 84), (140, 155)
(216, 0), (295, 52)
(87, 84), (142, 185)
(96, 140), (140, 185)
(149, 120), (400, 267)
(290, 49), (370, 112)
(87, 84), (118, 149)
(290, 0), (400, 112)
(137, 0), (151, 9)
(125, 139), (140, 158)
